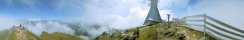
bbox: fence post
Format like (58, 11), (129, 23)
(203, 14), (206, 40)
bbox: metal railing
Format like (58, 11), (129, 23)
(182, 14), (244, 39)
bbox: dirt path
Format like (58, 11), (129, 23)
(16, 30), (28, 40)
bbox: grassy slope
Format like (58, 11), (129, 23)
(0, 30), (10, 40)
(0, 29), (82, 40)
(96, 23), (216, 40)
(8, 29), (17, 40)
(40, 31), (82, 40)
(25, 30), (40, 40)
(137, 25), (157, 40)
(7, 29), (39, 40)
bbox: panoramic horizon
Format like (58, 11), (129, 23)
(0, 0), (244, 40)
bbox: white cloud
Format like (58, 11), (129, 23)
(184, 0), (244, 39)
(0, 15), (21, 31)
(0, 0), (175, 40)
(79, 0), (150, 29)
(26, 20), (75, 36)
(159, 10), (173, 21)
(79, 0), (174, 29)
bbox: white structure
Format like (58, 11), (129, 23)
(144, 0), (163, 26)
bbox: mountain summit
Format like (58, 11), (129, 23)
(0, 25), (82, 40)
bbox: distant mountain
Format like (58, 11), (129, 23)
(0, 26), (82, 40)
(0, 27), (40, 40)
(21, 20), (114, 39)
(40, 31), (82, 40)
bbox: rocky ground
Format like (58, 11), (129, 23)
(95, 22), (216, 40)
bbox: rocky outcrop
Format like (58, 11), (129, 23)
(96, 23), (216, 40)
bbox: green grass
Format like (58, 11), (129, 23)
(137, 25), (157, 40)
(7, 29), (39, 40)
(8, 29), (17, 40)
(95, 32), (111, 40)
(0, 30), (10, 40)
(25, 30), (40, 40)
(95, 23), (216, 40)
(40, 31), (82, 40)
(0, 29), (82, 40)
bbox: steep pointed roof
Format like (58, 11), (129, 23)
(144, 0), (162, 25)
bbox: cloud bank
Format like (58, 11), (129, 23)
(0, 0), (174, 40)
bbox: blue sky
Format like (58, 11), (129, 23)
(1, 0), (199, 33)
(0, 0), (85, 20)
(1, 0), (243, 28)
(0, 0), (197, 20)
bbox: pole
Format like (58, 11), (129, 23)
(167, 14), (170, 27)
(203, 14), (206, 40)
